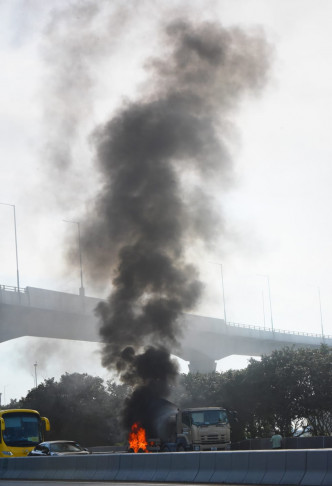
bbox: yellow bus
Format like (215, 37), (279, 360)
(0, 409), (50, 457)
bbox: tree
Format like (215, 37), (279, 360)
(19, 373), (122, 446)
(169, 372), (225, 407)
(169, 345), (332, 440)
(221, 345), (332, 438)
(10, 345), (332, 446)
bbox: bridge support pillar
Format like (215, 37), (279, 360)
(187, 355), (217, 373)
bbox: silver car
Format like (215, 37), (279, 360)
(28, 440), (90, 456)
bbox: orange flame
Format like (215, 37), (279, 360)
(128, 422), (149, 453)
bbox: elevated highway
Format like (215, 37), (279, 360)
(1, 285), (331, 372)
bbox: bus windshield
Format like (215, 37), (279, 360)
(2, 412), (42, 447)
(190, 409), (228, 426)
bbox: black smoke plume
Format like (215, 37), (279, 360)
(79, 19), (271, 431)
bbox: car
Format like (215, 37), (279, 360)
(28, 440), (90, 456)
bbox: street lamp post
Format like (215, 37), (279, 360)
(262, 290), (266, 329)
(258, 274), (274, 332)
(34, 362), (38, 388)
(267, 276), (274, 332)
(63, 220), (85, 297)
(0, 203), (20, 291)
(220, 264), (227, 325)
(317, 287), (324, 340)
(3, 385), (9, 406)
(210, 262), (227, 325)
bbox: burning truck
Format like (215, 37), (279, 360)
(128, 400), (230, 452)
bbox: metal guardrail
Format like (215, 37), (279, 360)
(0, 284), (25, 293)
(227, 321), (332, 340)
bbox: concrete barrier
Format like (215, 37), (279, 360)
(0, 458), (6, 478)
(261, 449), (287, 484)
(194, 451), (216, 483)
(151, 452), (172, 482)
(132, 453), (158, 481)
(114, 453), (135, 481)
(116, 452), (157, 481)
(72, 454), (103, 481)
(210, 450), (232, 483)
(2, 456), (25, 479)
(301, 449), (328, 486)
(90, 453), (120, 481)
(1, 449), (332, 484)
(166, 452), (199, 482)
(322, 449), (332, 486)
(244, 451), (267, 484)
(280, 449), (306, 485)
(224, 451), (249, 484)
(50, 456), (77, 480)
(0, 458), (13, 479)
(18, 456), (53, 480)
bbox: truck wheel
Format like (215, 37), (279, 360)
(162, 445), (171, 452)
(176, 444), (185, 452)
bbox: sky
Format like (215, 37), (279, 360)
(1, 0), (332, 402)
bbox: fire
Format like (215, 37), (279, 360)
(128, 422), (149, 453)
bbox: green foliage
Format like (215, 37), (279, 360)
(10, 345), (332, 446)
(241, 345), (332, 437)
(171, 345), (332, 440)
(170, 372), (225, 407)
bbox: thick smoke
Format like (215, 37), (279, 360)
(77, 19), (272, 431)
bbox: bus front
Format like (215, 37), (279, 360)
(0, 409), (50, 457)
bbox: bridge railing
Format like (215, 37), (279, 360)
(0, 285), (29, 306)
(227, 321), (332, 340)
(0, 284), (98, 314)
(0, 283), (331, 340)
(0, 284), (25, 293)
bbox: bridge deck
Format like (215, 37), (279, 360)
(1, 285), (331, 372)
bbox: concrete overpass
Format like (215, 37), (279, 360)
(1, 285), (331, 372)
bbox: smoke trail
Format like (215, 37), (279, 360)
(78, 19), (272, 430)
(39, 0), (133, 208)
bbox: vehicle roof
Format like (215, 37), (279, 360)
(41, 440), (79, 444)
(183, 407), (226, 411)
(0, 409), (40, 415)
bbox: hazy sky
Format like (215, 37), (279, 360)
(1, 0), (332, 402)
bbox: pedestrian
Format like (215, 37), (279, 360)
(271, 429), (283, 449)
